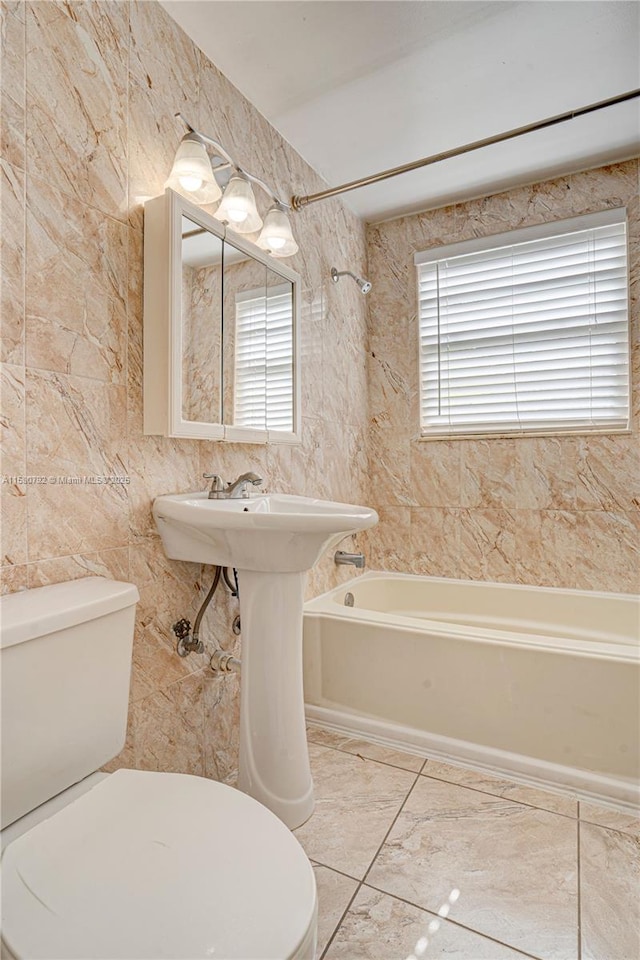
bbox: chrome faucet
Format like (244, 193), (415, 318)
(226, 472), (264, 499)
(204, 471), (263, 499)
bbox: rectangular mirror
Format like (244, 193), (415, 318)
(181, 215), (223, 425)
(263, 265), (294, 434)
(221, 240), (267, 432)
(143, 190), (300, 443)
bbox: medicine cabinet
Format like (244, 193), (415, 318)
(143, 189), (301, 443)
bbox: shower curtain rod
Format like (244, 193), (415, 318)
(290, 88), (640, 210)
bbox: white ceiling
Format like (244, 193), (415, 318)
(161, 1), (640, 223)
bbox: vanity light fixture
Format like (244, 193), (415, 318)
(167, 113), (298, 255)
(165, 131), (222, 204)
(257, 202), (299, 257)
(215, 171), (263, 234)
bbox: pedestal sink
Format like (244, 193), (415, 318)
(153, 492), (378, 828)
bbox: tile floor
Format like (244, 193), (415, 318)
(298, 726), (640, 960)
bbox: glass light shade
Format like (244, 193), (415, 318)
(165, 134), (221, 204)
(257, 205), (299, 257)
(215, 174), (263, 233)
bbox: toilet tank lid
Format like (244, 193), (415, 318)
(0, 578), (140, 650)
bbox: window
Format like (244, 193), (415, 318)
(234, 284), (293, 432)
(415, 209), (630, 438)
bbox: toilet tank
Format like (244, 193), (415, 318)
(0, 577), (139, 829)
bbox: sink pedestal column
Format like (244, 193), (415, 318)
(237, 569), (314, 830)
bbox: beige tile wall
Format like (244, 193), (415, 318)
(364, 161), (640, 593)
(0, 0), (370, 779)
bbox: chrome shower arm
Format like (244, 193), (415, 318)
(331, 267), (372, 294)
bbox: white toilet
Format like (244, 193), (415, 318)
(0, 577), (317, 960)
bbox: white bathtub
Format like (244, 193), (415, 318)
(303, 572), (640, 808)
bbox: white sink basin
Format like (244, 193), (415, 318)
(153, 491), (378, 572)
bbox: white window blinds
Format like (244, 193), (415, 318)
(234, 284), (293, 432)
(415, 209), (630, 438)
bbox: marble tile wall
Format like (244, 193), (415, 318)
(364, 161), (640, 593)
(0, 0), (370, 778)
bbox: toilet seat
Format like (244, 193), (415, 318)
(1, 769), (317, 960)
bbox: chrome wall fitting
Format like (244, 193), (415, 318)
(330, 267), (372, 295)
(335, 551), (366, 568)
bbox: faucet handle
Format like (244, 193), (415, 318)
(203, 473), (224, 497)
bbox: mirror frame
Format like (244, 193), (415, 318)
(143, 189), (301, 443)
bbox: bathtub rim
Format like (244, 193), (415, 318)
(305, 571), (640, 663)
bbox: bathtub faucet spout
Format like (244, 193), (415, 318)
(335, 551), (365, 569)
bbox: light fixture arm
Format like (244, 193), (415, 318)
(175, 113), (290, 209)
(240, 171), (291, 211)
